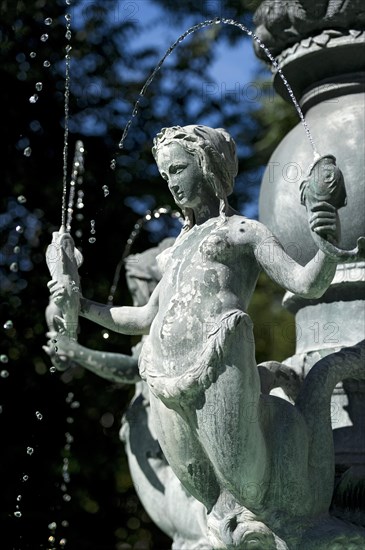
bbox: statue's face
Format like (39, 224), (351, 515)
(156, 142), (204, 208)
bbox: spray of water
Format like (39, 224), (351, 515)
(66, 141), (85, 232)
(61, 11), (73, 229)
(111, 17), (319, 170)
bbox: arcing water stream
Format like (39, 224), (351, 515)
(110, 17), (319, 172)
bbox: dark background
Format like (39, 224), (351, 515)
(0, 1), (297, 548)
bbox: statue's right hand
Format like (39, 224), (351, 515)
(44, 330), (78, 358)
(47, 279), (69, 308)
(43, 331), (74, 371)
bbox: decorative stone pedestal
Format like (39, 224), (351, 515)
(255, 0), (365, 526)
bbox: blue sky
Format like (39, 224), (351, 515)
(125, 1), (263, 84)
(73, 0), (265, 88)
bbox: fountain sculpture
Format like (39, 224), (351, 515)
(45, 1), (365, 548)
(47, 122), (364, 549)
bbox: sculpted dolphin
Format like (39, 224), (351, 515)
(46, 225), (83, 350)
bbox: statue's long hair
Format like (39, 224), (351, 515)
(152, 125), (238, 232)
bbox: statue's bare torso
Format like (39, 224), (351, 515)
(149, 215), (260, 376)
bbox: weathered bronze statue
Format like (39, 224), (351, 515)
(47, 124), (364, 548)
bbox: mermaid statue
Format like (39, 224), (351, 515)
(48, 125), (365, 548)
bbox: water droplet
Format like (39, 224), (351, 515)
(66, 417), (74, 424)
(0, 370), (9, 378)
(1, 354), (9, 364)
(54, 346), (58, 352)
(17, 195), (27, 203)
(0, 405), (3, 413)
(14, 511), (22, 518)
(65, 14), (71, 22)
(65, 432), (73, 443)
(35, 82), (43, 91)
(27, 446), (34, 455)
(44, 17), (53, 25)
(61, 520), (69, 527)
(88, 237), (96, 244)
(4, 320), (13, 330)
(13, 246), (20, 253)
(102, 331), (109, 339)
(70, 401), (80, 409)
(50, 366), (56, 373)
(16, 225), (24, 233)
(24, 147), (32, 157)
(43, 60), (51, 68)
(40, 34), (49, 42)
(48, 536), (56, 544)
(17, 495), (22, 501)
(59, 539), (67, 547)
(110, 159), (116, 170)
(10, 262), (18, 272)
(48, 522), (57, 531)
(22, 475), (29, 482)
(65, 30), (71, 40)
(30, 51), (36, 58)
(29, 94), (39, 104)
(66, 392), (74, 403)
(63, 494), (71, 502)
(102, 185), (109, 197)
(35, 411), (43, 420)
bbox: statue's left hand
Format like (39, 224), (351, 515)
(309, 201), (338, 242)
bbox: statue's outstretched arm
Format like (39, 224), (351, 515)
(49, 280), (160, 336)
(252, 155), (365, 297)
(252, 221), (337, 299)
(43, 332), (140, 383)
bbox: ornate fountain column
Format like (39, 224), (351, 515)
(254, 0), (365, 521)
